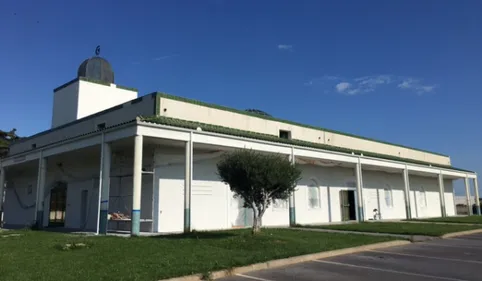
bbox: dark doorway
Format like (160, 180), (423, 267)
(80, 190), (88, 230)
(48, 182), (67, 227)
(340, 190), (357, 221)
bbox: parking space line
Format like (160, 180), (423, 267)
(312, 260), (469, 281)
(369, 250), (482, 264)
(235, 274), (274, 281)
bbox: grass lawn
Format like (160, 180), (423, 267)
(0, 228), (395, 281)
(301, 222), (482, 237)
(407, 215), (482, 224)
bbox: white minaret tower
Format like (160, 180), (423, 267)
(51, 46), (138, 128)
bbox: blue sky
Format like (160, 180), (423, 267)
(1, 1), (481, 194)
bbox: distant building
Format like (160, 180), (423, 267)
(0, 53), (480, 235)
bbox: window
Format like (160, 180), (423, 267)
(308, 179), (321, 209)
(273, 199), (288, 209)
(384, 186), (393, 208)
(96, 122), (106, 130)
(417, 186), (427, 208)
(279, 130), (291, 139)
(346, 181), (356, 188)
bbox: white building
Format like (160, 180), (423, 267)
(0, 54), (480, 235)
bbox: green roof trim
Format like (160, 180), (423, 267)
(153, 92), (448, 157)
(53, 77), (138, 92)
(139, 115), (472, 173)
(116, 84), (138, 92)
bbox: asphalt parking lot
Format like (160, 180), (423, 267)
(218, 233), (482, 281)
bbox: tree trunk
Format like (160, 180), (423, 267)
(251, 205), (266, 235)
(252, 208), (260, 234)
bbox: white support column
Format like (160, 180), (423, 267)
(438, 172), (446, 217)
(376, 188), (382, 220)
(99, 142), (111, 234)
(403, 167), (411, 220)
(0, 166), (5, 227)
(355, 158), (364, 222)
(288, 147), (296, 226)
(474, 177), (481, 215)
(465, 177), (472, 216)
(35, 154), (47, 229)
(327, 185), (332, 223)
(184, 132), (193, 233)
(131, 135), (143, 236)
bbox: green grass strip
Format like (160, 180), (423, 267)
(0, 228), (395, 281)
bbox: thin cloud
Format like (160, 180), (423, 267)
(153, 54), (179, 61)
(335, 82), (351, 93)
(278, 44), (293, 51)
(351, 75), (393, 94)
(304, 75), (342, 86)
(307, 74), (437, 95)
(398, 78), (436, 94)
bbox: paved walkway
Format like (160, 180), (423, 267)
(218, 232), (482, 281)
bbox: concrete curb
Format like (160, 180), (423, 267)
(296, 227), (411, 239)
(441, 228), (482, 238)
(158, 240), (410, 281)
(402, 220), (479, 226)
(295, 227), (437, 243)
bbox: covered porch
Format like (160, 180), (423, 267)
(0, 120), (480, 236)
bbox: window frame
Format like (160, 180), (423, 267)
(417, 186), (427, 208)
(307, 178), (322, 209)
(272, 199), (289, 211)
(383, 185), (393, 208)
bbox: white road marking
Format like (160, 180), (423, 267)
(312, 260), (469, 281)
(369, 250), (482, 264)
(235, 274), (274, 281)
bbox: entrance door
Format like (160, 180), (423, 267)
(49, 183), (67, 227)
(80, 190), (88, 230)
(340, 190), (357, 221)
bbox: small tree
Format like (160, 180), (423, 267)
(0, 128), (20, 158)
(217, 149), (301, 234)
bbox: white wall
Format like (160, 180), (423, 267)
(154, 148), (290, 233)
(409, 175), (443, 218)
(295, 165), (357, 224)
(4, 146), (155, 232)
(4, 142), (457, 232)
(3, 174), (37, 227)
(51, 81), (79, 128)
(362, 170), (406, 220)
(10, 93), (154, 155)
(152, 148), (457, 232)
(77, 80), (138, 121)
(155, 149), (231, 233)
(51, 80), (137, 128)
(444, 179), (456, 216)
(158, 97), (450, 166)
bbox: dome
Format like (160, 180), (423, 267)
(77, 56), (115, 84)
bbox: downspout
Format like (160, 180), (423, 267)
(289, 146), (296, 226)
(95, 133), (105, 235)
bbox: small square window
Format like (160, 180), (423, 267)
(31, 143), (37, 149)
(279, 130), (291, 139)
(96, 123), (106, 130)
